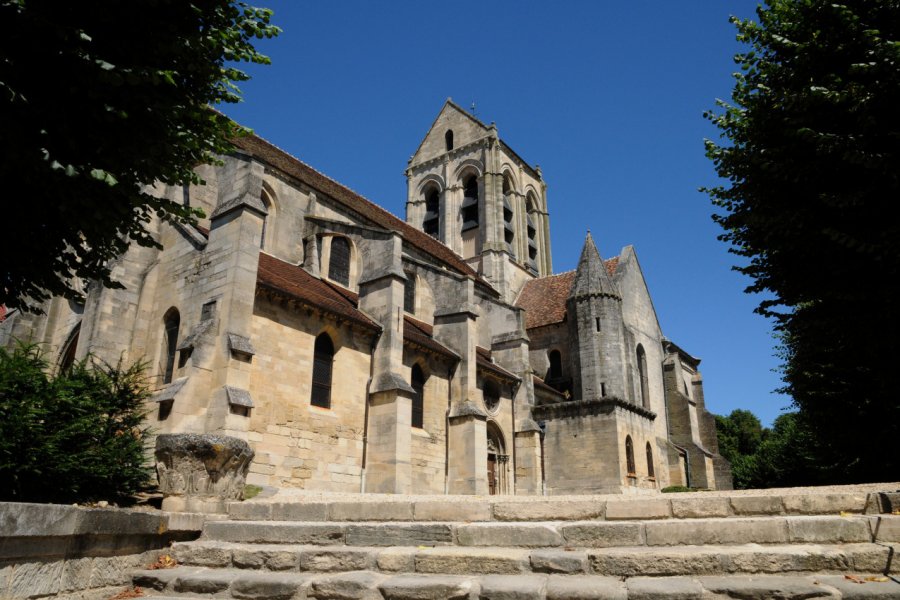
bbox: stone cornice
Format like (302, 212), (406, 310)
(532, 397), (656, 422)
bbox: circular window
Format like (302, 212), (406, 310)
(483, 380), (501, 413)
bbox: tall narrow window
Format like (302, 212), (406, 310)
(526, 194), (539, 270)
(59, 324), (81, 372)
(260, 188), (273, 249)
(311, 333), (335, 408)
(162, 308), (180, 385)
(646, 442), (655, 479)
(547, 350), (562, 381)
(461, 175), (479, 230)
(423, 187), (440, 238)
(625, 435), (636, 476)
(445, 129), (454, 151)
(411, 364), (425, 429)
(329, 237), (350, 286)
(404, 271), (416, 314)
(636, 344), (649, 409)
(502, 176), (515, 254)
(483, 379), (500, 412)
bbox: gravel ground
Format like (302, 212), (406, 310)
(248, 481), (900, 503)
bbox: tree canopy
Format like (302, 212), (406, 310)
(0, 0), (279, 312)
(705, 0), (900, 483)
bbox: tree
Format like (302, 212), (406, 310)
(0, 1), (279, 312)
(705, 1), (900, 483)
(0, 344), (153, 503)
(715, 409), (764, 489)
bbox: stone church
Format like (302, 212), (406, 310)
(0, 100), (731, 495)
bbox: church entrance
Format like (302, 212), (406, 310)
(486, 422), (508, 495)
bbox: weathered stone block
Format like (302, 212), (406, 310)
(698, 575), (835, 599)
(560, 522), (644, 547)
(545, 575), (626, 599)
(376, 548), (415, 573)
(782, 493), (867, 515)
(379, 574), (476, 600)
(455, 524), (563, 547)
(786, 516), (872, 543)
(644, 518), (788, 546)
(873, 515), (900, 542)
(816, 574), (900, 598)
(330, 501), (413, 521)
(626, 576), (703, 600)
(231, 571), (310, 600)
(131, 567), (183, 591)
(414, 501), (492, 522)
(271, 502), (329, 521)
(670, 497), (729, 519)
(310, 571), (384, 600)
(173, 569), (233, 594)
(415, 547), (530, 575)
(530, 549), (588, 574)
(492, 501), (604, 522)
(205, 521), (344, 545)
(345, 524), (452, 547)
(229, 502), (272, 520)
(605, 499), (670, 520)
(299, 548), (373, 572)
(9, 560), (63, 598)
(477, 574), (547, 599)
(729, 496), (783, 516)
(171, 542), (232, 567)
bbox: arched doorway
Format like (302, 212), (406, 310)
(486, 422), (509, 495)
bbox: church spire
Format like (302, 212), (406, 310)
(569, 231), (619, 300)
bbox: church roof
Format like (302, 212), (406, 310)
(404, 315), (459, 361)
(569, 232), (619, 301)
(515, 257), (619, 330)
(256, 252), (379, 331)
(476, 346), (520, 382)
(233, 134), (497, 297)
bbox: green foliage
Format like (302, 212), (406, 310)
(0, 1), (279, 312)
(243, 484), (263, 500)
(704, 1), (900, 483)
(0, 344), (153, 503)
(661, 486), (707, 493)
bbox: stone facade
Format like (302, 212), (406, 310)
(0, 100), (730, 495)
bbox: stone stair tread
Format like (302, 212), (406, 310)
(131, 569), (900, 599)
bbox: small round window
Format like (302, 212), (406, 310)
(483, 380), (500, 413)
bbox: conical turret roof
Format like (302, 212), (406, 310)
(568, 232), (620, 300)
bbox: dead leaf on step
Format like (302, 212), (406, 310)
(106, 586), (144, 599)
(147, 554), (177, 570)
(844, 575), (866, 584)
(839, 511), (852, 517)
(892, 509), (900, 515)
(865, 576), (889, 582)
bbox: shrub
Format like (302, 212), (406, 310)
(0, 343), (153, 503)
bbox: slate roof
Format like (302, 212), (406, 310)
(515, 257), (619, 330)
(232, 134), (497, 297)
(533, 374), (567, 399)
(256, 252), (379, 331)
(403, 316), (459, 361)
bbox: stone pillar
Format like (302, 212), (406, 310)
(447, 403), (488, 495)
(365, 390), (413, 493)
(155, 433), (254, 514)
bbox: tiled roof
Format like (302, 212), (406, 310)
(515, 258), (619, 330)
(403, 316), (459, 361)
(256, 252), (379, 331)
(232, 134), (496, 296)
(475, 346), (519, 382)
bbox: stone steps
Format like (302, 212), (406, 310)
(227, 490), (884, 522)
(167, 540), (899, 577)
(133, 567), (900, 599)
(199, 515), (900, 548)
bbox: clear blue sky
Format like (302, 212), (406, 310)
(220, 1), (790, 426)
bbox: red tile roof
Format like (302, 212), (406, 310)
(256, 252), (379, 331)
(515, 258), (619, 330)
(232, 134), (496, 297)
(403, 315), (459, 360)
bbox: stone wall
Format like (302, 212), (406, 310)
(0, 503), (202, 600)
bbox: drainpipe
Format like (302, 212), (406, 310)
(443, 361), (458, 495)
(359, 327), (383, 493)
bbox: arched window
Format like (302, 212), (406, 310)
(646, 442), (655, 479)
(502, 175), (515, 254)
(636, 344), (650, 409)
(161, 308), (180, 385)
(311, 333), (335, 409)
(329, 237), (350, 287)
(260, 187), (274, 250)
(404, 271), (416, 314)
(59, 323), (81, 373)
(526, 194), (539, 270)
(625, 435), (636, 476)
(483, 379), (500, 413)
(461, 175), (479, 230)
(445, 129), (454, 151)
(547, 350), (562, 381)
(411, 364), (425, 429)
(423, 187), (440, 238)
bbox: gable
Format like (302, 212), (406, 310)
(410, 100), (490, 166)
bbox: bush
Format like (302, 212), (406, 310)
(0, 343), (153, 503)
